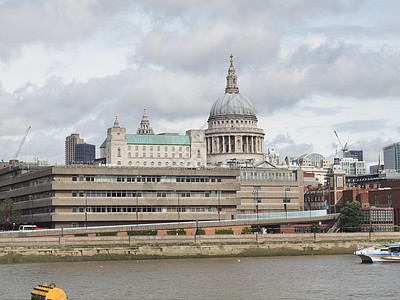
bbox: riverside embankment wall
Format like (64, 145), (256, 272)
(0, 232), (399, 264)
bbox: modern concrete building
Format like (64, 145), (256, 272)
(0, 165), (304, 228)
(65, 134), (84, 165)
(205, 55), (265, 166)
(100, 113), (207, 168)
(383, 142), (400, 173)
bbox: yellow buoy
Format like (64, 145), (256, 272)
(237, 259), (241, 262)
(31, 283), (67, 300)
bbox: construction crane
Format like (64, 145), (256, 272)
(334, 131), (348, 156)
(14, 126), (31, 160)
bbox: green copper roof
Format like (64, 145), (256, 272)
(100, 134), (190, 148)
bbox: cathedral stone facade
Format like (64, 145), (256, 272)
(100, 56), (266, 169)
(205, 55), (265, 166)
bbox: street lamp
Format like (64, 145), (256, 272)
(85, 191), (88, 229)
(283, 186), (290, 219)
(177, 190), (180, 223)
(252, 187), (260, 220)
(218, 190), (221, 222)
(29, 194), (33, 225)
(136, 191), (139, 227)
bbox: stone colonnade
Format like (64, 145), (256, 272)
(206, 135), (264, 154)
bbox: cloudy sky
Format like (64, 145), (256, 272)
(1, 0), (399, 168)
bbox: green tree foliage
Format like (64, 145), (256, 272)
(242, 227), (252, 234)
(311, 223), (321, 233)
(339, 201), (363, 232)
(0, 198), (22, 230)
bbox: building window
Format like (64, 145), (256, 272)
(388, 194), (392, 207)
(157, 146), (160, 151)
(172, 153), (175, 158)
(172, 146), (175, 151)
(128, 152), (131, 158)
(179, 147), (182, 152)
(135, 146), (138, 151)
(197, 150), (201, 158)
(129, 161), (132, 166)
(117, 161), (121, 165)
(128, 146), (131, 151)
(375, 195), (379, 207)
(150, 153), (153, 158)
(157, 153), (160, 158)
(164, 146), (168, 151)
(117, 148), (121, 157)
(143, 146), (146, 151)
(135, 152), (138, 157)
(165, 153), (168, 158)
(150, 146), (153, 151)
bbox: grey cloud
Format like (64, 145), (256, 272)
(333, 119), (386, 134)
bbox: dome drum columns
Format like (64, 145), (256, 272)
(206, 135), (264, 154)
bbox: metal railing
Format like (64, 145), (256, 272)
(235, 210), (328, 221)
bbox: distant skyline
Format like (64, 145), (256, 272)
(1, 0), (400, 167)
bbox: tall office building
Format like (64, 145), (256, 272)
(383, 143), (400, 172)
(65, 134), (84, 165)
(344, 150), (363, 161)
(75, 143), (95, 164)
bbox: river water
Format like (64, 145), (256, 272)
(1, 255), (397, 299)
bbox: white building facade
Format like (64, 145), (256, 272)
(100, 113), (206, 168)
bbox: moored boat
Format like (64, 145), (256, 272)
(355, 244), (400, 263)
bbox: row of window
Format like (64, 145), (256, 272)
(127, 146), (190, 152)
(127, 152), (189, 158)
(360, 225), (394, 232)
(71, 205), (218, 213)
(74, 190), (224, 198)
(75, 175), (223, 183)
(116, 161), (202, 167)
(239, 172), (297, 182)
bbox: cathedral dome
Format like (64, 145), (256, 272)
(209, 92), (257, 118)
(209, 54), (257, 119)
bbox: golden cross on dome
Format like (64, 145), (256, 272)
(230, 54), (233, 67)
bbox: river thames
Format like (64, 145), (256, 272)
(1, 255), (397, 299)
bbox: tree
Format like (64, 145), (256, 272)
(0, 198), (22, 230)
(339, 201), (363, 232)
(311, 223), (321, 233)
